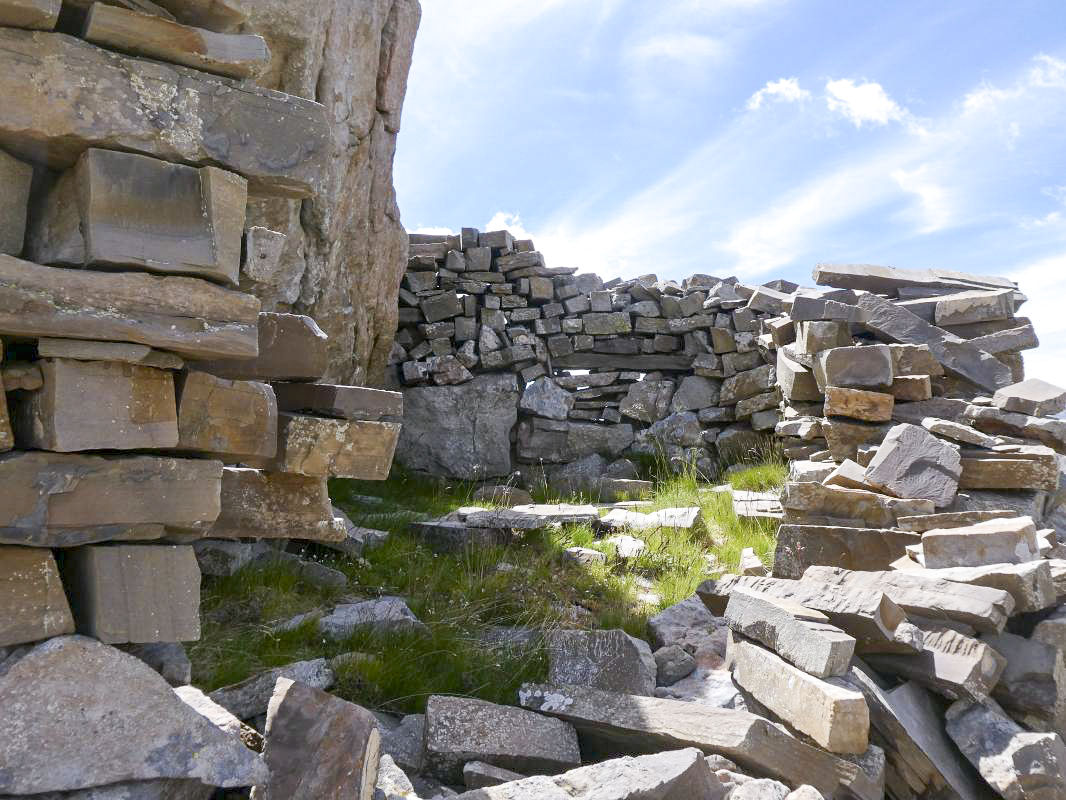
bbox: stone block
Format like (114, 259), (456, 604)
(174, 371), (276, 460)
(257, 413), (400, 480)
(273, 382), (401, 421)
(731, 638), (869, 753)
(781, 481), (934, 528)
(0, 360), (11, 454)
(814, 262), (1015, 295)
(193, 312), (328, 381)
(796, 320), (851, 354)
(520, 377), (574, 420)
(0, 27), (327, 197)
(84, 4), (270, 80)
(993, 378), (1066, 418)
(0, 452), (221, 547)
(922, 516), (1039, 568)
(318, 597), (426, 639)
(777, 349), (822, 402)
(10, 358), (177, 452)
(0, 546), (73, 647)
(207, 467), (339, 542)
(815, 345), (893, 390)
(546, 629), (657, 696)
(240, 225), (286, 287)
(619, 380), (675, 422)
(0, 255), (259, 359)
(773, 525), (920, 579)
(824, 386), (894, 421)
(0, 0), (58, 30)
(0, 147), (32, 256)
(982, 632), (1066, 734)
(933, 288), (1016, 326)
(864, 423), (962, 507)
(582, 311), (632, 335)
(960, 448), (1060, 492)
(28, 148), (246, 286)
(670, 375), (721, 411)
(913, 561), (1055, 613)
(966, 405), (1066, 454)
(423, 695), (581, 784)
(37, 338), (184, 369)
(62, 545), (200, 644)
(720, 363), (775, 404)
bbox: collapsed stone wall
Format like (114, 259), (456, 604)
(0, 3), (405, 796)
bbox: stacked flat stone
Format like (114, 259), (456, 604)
(0, 4), (401, 798)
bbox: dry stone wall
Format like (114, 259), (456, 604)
(0, 3), (404, 797)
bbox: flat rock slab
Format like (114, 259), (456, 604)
(0, 452), (221, 546)
(993, 378), (1066, 418)
(912, 560), (1056, 613)
(731, 638), (869, 754)
(773, 524), (920, 579)
(12, 358), (178, 452)
(0, 636), (267, 794)
(864, 423), (962, 507)
(452, 748), (721, 800)
(922, 516), (1039, 568)
(547, 629), (657, 696)
(318, 597), (427, 639)
(0, 255), (260, 359)
(62, 545), (200, 644)
(261, 413), (401, 480)
(37, 337), (184, 369)
(149, 0), (248, 31)
(781, 481), (933, 528)
(824, 386), (894, 422)
(423, 695), (581, 784)
(518, 684), (883, 800)
(27, 148), (246, 286)
(0, 545), (73, 647)
(814, 263), (1015, 296)
(959, 447), (1061, 492)
(257, 678), (380, 800)
(208, 657), (334, 720)
(273, 383), (402, 421)
(966, 405), (1066, 454)
(896, 509), (1017, 532)
(193, 313), (328, 381)
(982, 632), (1066, 735)
(409, 519), (510, 552)
(207, 467), (340, 542)
(0, 28), (327, 196)
(0, 0), (59, 30)
(176, 371), (277, 461)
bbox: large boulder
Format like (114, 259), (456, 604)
(396, 373), (518, 479)
(241, 0), (421, 384)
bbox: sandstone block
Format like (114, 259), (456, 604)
(0, 0), (58, 29)
(777, 349), (822, 402)
(192, 313), (328, 381)
(11, 358), (178, 452)
(824, 386), (894, 421)
(896, 509), (1017, 532)
(0, 546), (73, 647)
(966, 405), (1066, 454)
(147, 0), (247, 31)
(547, 629), (657, 696)
(260, 413), (400, 480)
(993, 378), (1066, 417)
(922, 516), (1039, 568)
(175, 371), (276, 460)
(0, 28), (327, 196)
(0, 452), (221, 546)
(273, 383), (401, 421)
(207, 467), (340, 542)
(62, 544), (200, 644)
(424, 695), (581, 784)
(240, 225), (286, 287)
(890, 374), (932, 401)
(0, 255), (259, 359)
(28, 148), (246, 286)
(0, 147), (32, 256)
(37, 338), (184, 369)
(864, 423), (962, 507)
(781, 481), (934, 528)
(773, 524), (919, 579)
(815, 345), (893, 390)
(731, 638), (870, 753)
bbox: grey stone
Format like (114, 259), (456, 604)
(773, 524), (920, 579)
(122, 642), (192, 687)
(520, 377), (574, 420)
(175, 684), (262, 752)
(670, 375), (721, 411)
(647, 595), (725, 653)
(966, 405), (1066, 454)
(547, 629), (657, 696)
(462, 761), (526, 790)
(0, 147), (32, 257)
(319, 597), (427, 639)
(815, 345), (893, 390)
(423, 695), (581, 784)
(374, 754), (416, 800)
(378, 712), (424, 774)
(654, 667), (745, 710)
(720, 364), (775, 404)
(0, 0), (59, 31)
(864, 423), (962, 507)
(0, 636), (267, 794)
(934, 288), (1017, 326)
(982, 632), (1066, 735)
(909, 561), (1056, 613)
(653, 645), (697, 685)
(619, 380), (675, 423)
(922, 516), (1039, 568)
(209, 658), (335, 720)
(814, 263), (1016, 295)
(0, 546), (73, 647)
(993, 379), (1066, 418)
(731, 780), (790, 800)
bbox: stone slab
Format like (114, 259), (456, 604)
(37, 338), (183, 369)
(864, 423), (962, 507)
(781, 481), (934, 528)
(207, 657), (334, 720)
(148, 0), (248, 31)
(966, 405), (1066, 454)
(206, 467), (340, 542)
(993, 378), (1066, 418)
(814, 263), (1015, 295)
(0, 28), (327, 196)
(922, 516), (1039, 568)
(258, 413), (401, 480)
(773, 524), (920, 579)
(191, 313), (328, 381)
(0, 0), (58, 30)
(911, 561), (1056, 613)
(175, 370), (277, 460)
(0, 545), (73, 647)
(824, 386), (894, 422)
(815, 345), (893, 390)
(273, 382), (402, 421)
(547, 629), (657, 696)
(0, 147), (32, 256)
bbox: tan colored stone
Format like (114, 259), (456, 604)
(1, 361), (42, 391)
(176, 371), (277, 460)
(0, 357), (11, 454)
(62, 544), (201, 643)
(824, 386), (894, 422)
(206, 467), (342, 542)
(0, 147), (32, 256)
(774, 524), (920, 579)
(890, 375), (932, 402)
(11, 358), (177, 452)
(0, 0), (59, 29)
(0, 255), (259, 359)
(191, 313), (328, 380)
(27, 149), (246, 286)
(781, 481), (934, 528)
(959, 447), (1060, 492)
(896, 509), (1017, 532)
(37, 338), (184, 370)
(273, 382), (402, 421)
(148, 0), (248, 30)
(0, 27), (327, 197)
(84, 4), (269, 79)
(0, 546), (73, 646)
(0, 452), (221, 546)
(261, 413), (401, 480)
(922, 516), (1040, 568)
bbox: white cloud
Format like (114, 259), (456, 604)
(1009, 252), (1066, 380)
(1030, 54), (1066, 88)
(825, 78), (909, 127)
(891, 166), (952, 233)
(627, 33), (727, 69)
(483, 212), (537, 241)
(747, 77), (810, 110)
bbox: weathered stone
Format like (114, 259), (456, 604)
(992, 378), (1066, 417)
(731, 638), (869, 753)
(822, 459), (878, 491)
(262, 413), (400, 479)
(175, 683), (261, 752)
(720, 364), (775, 404)
(520, 377), (574, 420)
(124, 642), (192, 687)
(409, 518), (510, 552)
(891, 374), (932, 402)
(0, 452), (220, 546)
(518, 419), (635, 464)
(255, 678), (380, 800)
(462, 761), (526, 791)
(824, 386), (894, 422)
(821, 418), (893, 463)
(619, 380), (675, 422)
(241, 226), (287, 288)
(208, 467), (340, 542)
(946, 698), (1066, 800)
(897, 509), (1017, 532)
(0, 636), (267, 794)
(855, 292), (1013, 391)
(36, 338), (184, 369)
(781, 481), (934, 528)
(518, 684), (883, 800)
(815, 345), (893, 391)
(654, 644), (697, 685)
(777, 349), (823, 402)
(397, 374), (517, 480)
(10, 358), (177, 452)
(28, 149), (246, 286)
(583, 312), (632, 335)
(982, 632), (1066, 735)
(922, 516), (1039, 568)
(0, 147), (32, 256)
(921, 416), (999, 448)
(423, 695), (581, 784)
(724, 588), (854, 678)
(773, 525), (919, 580)
(0, 0), (58, 30)
(912, 561), (1055, 613)
(175, 371), (276, 460)
(960, 448), (1061, 492)
(814, 263), (1016, 295)
(208, 657), (334, 720)
(547, 629), (657, 696)
(670, 375), (721, 411)
(648, 595), (724, 652)
(0, 546), (73, 647)
(966, 405), (1066, 454)
(193, 313), (328, 381)
(802, 565), (1013, 633)
(62, 545), (200, 644)
(273, 383), (402, 421)
(795, 320), (852, 354)
(864, 423), (962, 507)
(0, 255), (259, 358)
(930, 288), (1016, 326)
(318, 597), (426, 639)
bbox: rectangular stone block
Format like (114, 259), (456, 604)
(911, 561), (1056, 614)
(993, 378), (1066, 417)
(0, 452), (221, 546)
(0, 28), (328, 197)
(0, 0), (59, 30)
(959, 449), (1060, 492)
(262, 413), (401, 480)
(175, 371), (277, 460)
(11, 358), (177, 452)
(815, 345), (893, 390)
(273, 383), (402, 421)
(933, 288), (1016, 327)
(208, 467), (342, 543)
(84, 4), (270, 80)
(28, 149), (246, 286)
(62, 544), (201, 643)
(191, 313), (327, 380)
(731, 637), (869, 753)
(0, 147), (32, 256)
(581, 312), (632, 335)
(0, 255), (260, 359)
(774, 524), (920, 579)
(0, 546), (73, 647)
(824, 386), (894, 421)
(922, 516), (1039, 569)
(781, 481), (934, 528)
(36, 338), (183, 369)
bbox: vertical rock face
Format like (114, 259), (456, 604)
(240, 0), (421, 385)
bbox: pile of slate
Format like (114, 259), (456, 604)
(0, 3), (403, 797)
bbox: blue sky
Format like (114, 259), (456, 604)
(394, 0), (1066, 378)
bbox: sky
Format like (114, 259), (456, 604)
(394, 0), (1066, 379)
